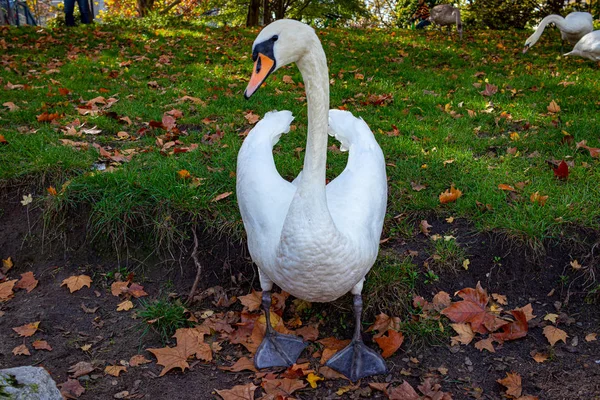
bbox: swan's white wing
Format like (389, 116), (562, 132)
(326, 110), (387, 250)
(237, 111), (297, 267)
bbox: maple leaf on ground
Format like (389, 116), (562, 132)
(295, 325), (319, 341)
(12, 344), (31, 356)
(215, 383), (257, 400)
(238, 289), (262, 311)
(61, 275), (92, 293)
(498, 184), (516, 192)
(547, 100), (561, 113)
(439, 185), (462, 204)
(553, 160), (569, 180)
(318, 366), (349, 380)
(218, 356), (257, 372)
(480, 83), (498, 97)
(148, 345), (194, 376)
(543, 325), (568, 346)
(244, 111), (260, 124)
(12, 321), (40, 337)
(367, 313), (401, 336)
(530, 191), (548, 206)
(532, 352), (548, 363)
(374, 329), (404, 358)
(418, 378), (453, 400)
(69, 361), (95, 378)
(128, 283), (148, 298)
(492, 293), (508, 305)
(59, 379), (85, 399)
(117, 300), (134, 311)
(441, 282), (505, 334)
(576, 140), (600, 158)
(263, 378), (307, 397)
(514, 304), (535, 321)
(450, 323), (474, 345)
(111, 281), (130, 296)
(492, 310), (528, 342)
(474, 337), (495, 352)
(33, 340), (53, 351)
(129, 354), (152, 367)
(280, 363), (314, 379)
(318, 336), (351, 364)
(411, 181), (427, 191)
(585, 333), (597, 342)
(105, 365), (127, 377)
(420, 220), (433, 235)
(369, 382), (390, 393)
(497, 372), (522, 398)
(282, 75), (295, 84)
(0, 279), (18, 301)
(387, 380), (419, 400)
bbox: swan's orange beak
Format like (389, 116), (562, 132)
(522, 44), (530, 54)
(244, 53), (276, 99)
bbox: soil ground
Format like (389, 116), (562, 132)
(1, 186), (599, 400)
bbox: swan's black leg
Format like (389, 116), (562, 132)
(325, 294), (387, 382)
(254, 291), (307, 369)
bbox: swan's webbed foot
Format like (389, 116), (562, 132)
(325, 339), (387, 382)
(254, 291), (307, 370)
(325, 294), (387, 382)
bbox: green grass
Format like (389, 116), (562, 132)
(138, 298), (194, 343)
(1, 23), (599, 250)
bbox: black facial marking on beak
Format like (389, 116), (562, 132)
(245, 35), (279, 99)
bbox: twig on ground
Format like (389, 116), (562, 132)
(187, 227), (202, 305)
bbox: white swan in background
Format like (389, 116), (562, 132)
(430, 4), (463, 40)
(564, 30), (600, 61)
(237, 19), (388, 381)
(523, 11), (593, 53)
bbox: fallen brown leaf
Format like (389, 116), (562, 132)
(497, 372), (522, 398)
(32, 340), (53, 351)
(15, 271), (38, 293)
(61, 275), (92, 293)
(12, 321), (40, 337)
(543, 325), (567, 346)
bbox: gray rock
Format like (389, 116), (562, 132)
(0, 366), (62, 400)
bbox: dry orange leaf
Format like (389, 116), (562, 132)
(530, 191), (548, 206)
(295, 325), (320, 341)
(15, 271), (38, 293)
(491, 310), (528, 342)
(211, 191), (233, 202)
(13, 344), (31, 356)
(498, 184), (516, 192)
(47, 186), (58, 196)
(177, 169), (191, 179)
(439, 185), (462, 204)
(492, 293), (508, 305)
(105, 365), (127, 377)
(2, 256), (13, 271)
(128, 283), (148, 298)
(68, 361), (95, 378)
(387, 380), (420, 400)
(374, 329), (404, 358)
(450, 323), (474, 345)
(497, 372), (522, 398)
(33, 340), (53, 351)
(238, 290), (262, 311)
(218, 356), (257, 372)
(543, 326), (567, 346)
(585, 333), (597, 342)
(532, 352), (548, 363)
(282, 75), (294, 84)
(12, 321), (40, 337)
(244, 112), (260, 125)
(111, 281), (129, 296)
(148, 345), (193, 376)
(129, 354), (152, 367)
(216, 383), (257, 400)
(547, 100), (560, 113)
(474, 337), (495, 352)
(117, 300), (134, 311)
(59, 379), (85, 399)
(61, 275), (92, 293)
(0, 279), (18, 301)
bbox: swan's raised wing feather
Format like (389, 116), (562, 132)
(326, 110), (387, 246)
(237, 111), (297, 263)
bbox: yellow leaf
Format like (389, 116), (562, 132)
(462, 259), (470, 270)
(306, 372), (324, 389)
(81, 344), (92, 351)
(498, 184), (516, 192)
(570, 260), (582, 270)
(445, 216), (454, 223)
(532, 352), (548, 363)
(117, 300), (134, 311)
(2, 257), (13, 271)
(61, 275), (92, 293)
(450, 323), (474, 345)
(543, 313), (559, 323)
(177, 169), (191, 179)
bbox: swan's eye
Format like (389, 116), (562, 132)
(271, 35), (278, 42)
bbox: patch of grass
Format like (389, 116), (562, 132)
(1, 24), (599, 253)
(138, 298), (194, 343)
(401, 314), (449, 348)
(364, 254), (419, 317)
(428, 237), (467, 273)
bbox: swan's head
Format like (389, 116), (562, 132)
(244, 19), (316, 99)
(523, 34), (538, 53)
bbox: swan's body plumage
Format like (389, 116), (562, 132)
(237, 109), (386, 303)
(564, 30), (600, 61)
(429, 4), (462, 39)
(524, 12), (593, 51)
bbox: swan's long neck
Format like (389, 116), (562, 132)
(530, 15), (565, 46)
(295, 36), (329, 196)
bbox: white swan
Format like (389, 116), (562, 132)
(564, 30), (600, 61)
(237, 19), (387, 381)
(430, 4), (462, 40)
(523, 11), (593, 53)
